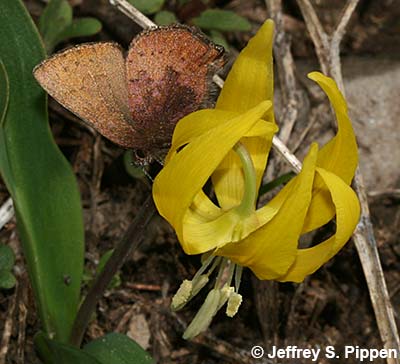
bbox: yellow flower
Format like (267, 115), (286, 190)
(153, 18), (359, 281)
(152, 20), (360, 338)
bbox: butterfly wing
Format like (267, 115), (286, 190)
(34, 42), (137, 148)
(126, 25), (225, 163)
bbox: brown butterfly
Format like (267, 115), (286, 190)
(34, 24), (225, 165)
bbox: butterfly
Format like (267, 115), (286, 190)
(34, 24), (225, 165)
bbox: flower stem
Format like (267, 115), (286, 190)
(233, 142), (257, 216)
(69, 194), (156, 347)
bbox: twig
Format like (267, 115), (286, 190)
(109, 0), (155, 28)
(270, 135), (302, 172)
(69, 194), (156, 346)
(0, 197), (14, 230)
(297, 0), (400, 359)
(0, 283), (18, 364)
(291, 109), (317, 153)
(17, 282), (28, 364)
(368, 189), (400, 199)
(124, 282), (162, 291)
(89, 135), (104, 233)
(296, 0), (330, 72)
(265, 0), (301, 144)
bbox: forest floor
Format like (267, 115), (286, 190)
(1, 0), (399, 363)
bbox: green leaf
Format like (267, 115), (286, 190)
(0, 0), (84, 342)
(35, 332), (102, 364)
(127, 0), (165, 15)
(192, 9), (251, 32)
(39, 0), (73, 53)
(84, 333), (154, 364)
(154, 10), (177, 26)
(209, 30), (229, 50)
(96, 250), (121, 289)
(0, 60), (9, 126)
(0, 244), (15, 271)
(123, 151), (145, 179)
(38, 0), (102, 53)
(259, 171), (296, 196)
(0, 270), (16, 289)
(96, 250), (113, 274)
(56, 18), (102, 44)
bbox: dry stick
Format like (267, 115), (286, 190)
(109, 0), (154, 29)
(368, 189), (400, 198)
(265, 0), (301, 145)
(297, 0), (400, 359)
(0, 197), (14, 230)
(0, 283), (18, 364)
(70, 195), (156, 346)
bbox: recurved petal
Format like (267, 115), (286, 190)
(216, 20), (274, 113)
(216, 143), (319, 279)
(302, 72), (358, 233)
(278, 167), (361, 282)
(152, 101), (272, 252)
(309, 72), (358, 182)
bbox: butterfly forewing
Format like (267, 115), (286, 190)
(34, 42), (137, 148)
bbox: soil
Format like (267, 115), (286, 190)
(1, 1), (399, 363)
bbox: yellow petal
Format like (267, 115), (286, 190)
(211, 20), (276, 209)
(309, 72), (358, 182)
(165, 107), (277, 211)
(216, 143), (319, 279)
(216, 20), (274, 113)
(183, 208), (243, 253)
(211, 133), (275, 210)
(278, 167), (361, 282)
(170, 109), (237, 149)
(152, 101), (272, 253)
(302, 72), (358, 233)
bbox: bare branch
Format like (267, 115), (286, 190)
(109, 0), (155, 28)
(333, 0), (360, 46)
(0, 197), (14, 231)
(265, 0), (301, 144)
(297, 0), (330, 74)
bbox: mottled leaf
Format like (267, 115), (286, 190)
(193, 9), (251, 32)
(127, 0), (165, 15)
(154, 10), (177, 26)
(84, 333), (154, 364)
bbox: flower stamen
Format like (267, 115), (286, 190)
(172, 255), (245, 339)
